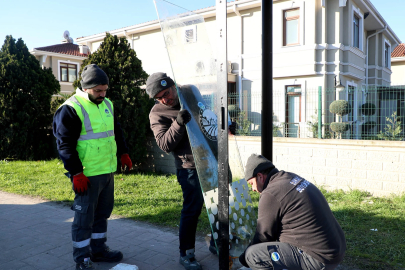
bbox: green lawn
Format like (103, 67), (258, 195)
(0, 159), (404, 270)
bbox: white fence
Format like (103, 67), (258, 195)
(139, 136), (405, 197)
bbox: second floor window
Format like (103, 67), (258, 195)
(60, 63), (77, 82)
(385, 43), (390, 68)
(353, 15), (360, 48)
(283, 8), (300, 46)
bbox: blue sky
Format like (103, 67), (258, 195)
(1, 0), (403, 51)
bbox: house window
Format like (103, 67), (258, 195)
(283, 8), (300, 46)
(285, 85), (301, 137)
(60, 63), (77, 82)
(353, 14), (360, 48)
(385, 43), (390, 68)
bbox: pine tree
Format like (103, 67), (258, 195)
(0, 36), (60, 160)
(73, 33), (154, 167)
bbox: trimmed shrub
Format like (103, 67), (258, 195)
(228, 104), (240, 120)
(360, 103), (376, 116)
(0, 36), (60, 160)
(330, 122), (350, 133)
(329, 100), (352, 116)
(73, 33), (154, 166)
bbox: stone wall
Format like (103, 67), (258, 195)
(140, 136), (405, 197)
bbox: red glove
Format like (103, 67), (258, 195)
(73, 172), (91, 196)
(121, 153), (132, 171)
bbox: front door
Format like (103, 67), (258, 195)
(286, 86), (301, 137)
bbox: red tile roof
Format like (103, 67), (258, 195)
(391, 43), (405, 58)
(34, 43), (88, 57)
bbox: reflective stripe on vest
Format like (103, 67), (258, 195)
(68, 96), (115, 141)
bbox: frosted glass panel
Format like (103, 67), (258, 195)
(154, 1), (256, 267)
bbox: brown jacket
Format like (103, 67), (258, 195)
(149, 102), (195, 169)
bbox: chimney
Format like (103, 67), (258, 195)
(79, 45), (90, 55)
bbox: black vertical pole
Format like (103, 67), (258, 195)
(216, 1), (229, 270)
(262, 0), (273, 161)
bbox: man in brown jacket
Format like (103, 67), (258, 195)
(146, 72), (203, 270)
(239, 154), (346, 270)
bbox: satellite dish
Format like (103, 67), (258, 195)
(68, 37), (73, 43)
(63, 30), (70, 40)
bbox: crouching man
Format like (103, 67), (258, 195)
(239, 154), (346, 270)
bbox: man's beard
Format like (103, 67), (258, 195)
(89, 95), (104, 105)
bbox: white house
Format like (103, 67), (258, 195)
(75, 0), (401, 138)
(391, 43), (405, 86)
(30, 34), (90, 95)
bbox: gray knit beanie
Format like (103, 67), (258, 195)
(244, 154), (275, 181)
(146, 72), (175, 98)
(80, 64), (109, 89)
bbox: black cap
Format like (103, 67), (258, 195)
(80, 64), (109, 89)
(146, 72), (175, 98)
(244, 154), (275, 181)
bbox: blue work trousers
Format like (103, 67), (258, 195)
(177, 169), (204, 252)
(71, 173), (114, 263)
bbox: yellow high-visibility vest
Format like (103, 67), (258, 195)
(61, 89), (117, 176)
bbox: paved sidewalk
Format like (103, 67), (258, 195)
(0, 191), (218, 270)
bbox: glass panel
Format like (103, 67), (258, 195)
(68, 67), (76, 82)
(353, 16), (359, 48)
(286, 19), (299, 45)
(154, 0), (256, 265)
(287, 86), (301, 93)
(287, 95), (300, 137)
(285, 9), (299, 18)
(348, 91), (354, 122)
(61, 68), (67, 81)
(380, 100), (397, 131)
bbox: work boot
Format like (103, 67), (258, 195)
(209, 244), (217, 255)
(179, 249), (202, 270)
(75, 258), (95, 269)
(90, 247), (123, 262)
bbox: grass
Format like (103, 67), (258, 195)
(0, 159), (404, 270)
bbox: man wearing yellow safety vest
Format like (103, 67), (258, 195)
(53, 64), (132, 270)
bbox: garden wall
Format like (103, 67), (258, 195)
(139, 136), (405, 197)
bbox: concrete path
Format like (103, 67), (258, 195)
(0, 191), (218, 270)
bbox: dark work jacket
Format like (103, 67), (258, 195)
(249, 169), (346, 265)
(53, 103), (129, 176)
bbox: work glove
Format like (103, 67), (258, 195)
(72, 172), (91, 196)
(176, 109), (191, 126)
(121, 153), (132, 171)
(229, 121), (237, 135)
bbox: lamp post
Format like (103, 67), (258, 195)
(262, 0), (273, 161)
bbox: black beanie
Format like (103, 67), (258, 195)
(80, 64), (109, 89)
(244, 154), (275, 181)
(146, 72), (175, 98)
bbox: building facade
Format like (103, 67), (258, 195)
(75, 0), (401, 139)
(391, 43), (405, 86)
(30, 39), (89, 94)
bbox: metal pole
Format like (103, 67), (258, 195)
(216, 1), (229, 269)
(318, 86), (322, 139)
(261, 0), (273, 161)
